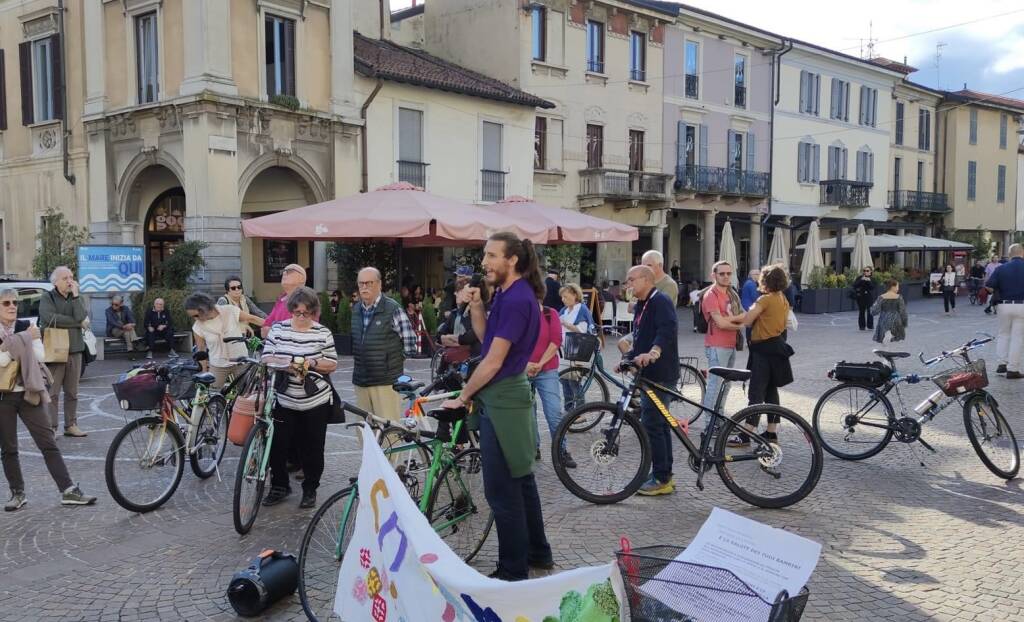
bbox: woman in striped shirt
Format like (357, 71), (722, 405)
(261, 287), (338, 509)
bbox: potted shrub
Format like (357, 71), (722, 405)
(799, 267), (830, 314)
(334, 297), (353, 356)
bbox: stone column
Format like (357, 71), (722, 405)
(749, 214), (762, 269)
(650, 210), (666, 254)
(314, 242), (329, 291)
(894, 228), (906, 267)
(702, 210), (716, 282)
(330, 0), (360, 119)
(666, 212), (681, 277)
(180, 0), (237, 97)
(83, 0), (106, 117)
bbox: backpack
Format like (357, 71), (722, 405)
(692, 286), (711, 334)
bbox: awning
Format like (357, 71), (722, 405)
(796, 234), (972, 252)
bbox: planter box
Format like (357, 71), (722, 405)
(333, 334), (353, 356)
(826, 288), (843, 313)
(840, 289), (856, 312)
(903, 281), (925, 301)
(800, 288), (830, 314)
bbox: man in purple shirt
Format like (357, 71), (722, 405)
(442, 232), (551, 581)
(262, 264), (313, 337)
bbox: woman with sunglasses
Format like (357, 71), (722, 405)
(261, 287), (338, 509)
(184, 292), (263, 389)
(852, 267), (876, 331)
(217, 276), (266, 337)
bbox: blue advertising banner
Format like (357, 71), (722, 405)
(77, 245), (146, 293)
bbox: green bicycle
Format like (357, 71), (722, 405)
(297, 368), (492, 622)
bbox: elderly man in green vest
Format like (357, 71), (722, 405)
(352, 267), (419, 421)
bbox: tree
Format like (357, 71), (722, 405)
(32, 207), (90, 278)
(541, 244), (592, 280)
(952, 227), (994, 262)
(329, 241), (398, 292)
(159, 240), (208, 289)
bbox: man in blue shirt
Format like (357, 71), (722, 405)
(619, 265), (679, 496)
(740, 269), (760, 311)
(986, 244), (1024, 379)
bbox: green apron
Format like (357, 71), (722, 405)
(473, 373), (536, 478)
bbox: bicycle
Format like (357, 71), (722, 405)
(550, 359), (823, 508)
(966, 277), (982, 305)
(232, 354), (328, 534)
(812, 334), (1019, 479)
(105, 356), (229, 512)
(559, 330), (706, 432)
(297, 365), (492, 622)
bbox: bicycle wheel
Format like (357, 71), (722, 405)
(714, 405), (822, 509)
(299, 486), (359, 622)
(378, 426), (432, 503)
(426, 448), (493, 562)
(558, 367), (609, 432)
(189, 394), (229, 479)
(105, 415), (185, 513)
(962, 394), (1020, 480)
(551, 403), (651, 504)
(233, 422), (268, 535)
(812, 383), (894, 460)
(676, 363), (707, 425)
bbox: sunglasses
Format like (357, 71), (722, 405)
(228, 285), (243, 291)
(0, 300), (16, 307)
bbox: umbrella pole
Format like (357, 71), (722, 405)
(396, 238), (403, 292)
(835, 228), (843, 273)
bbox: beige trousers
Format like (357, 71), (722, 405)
(354, 385), (402, 422)
(47, 352), (82, 429)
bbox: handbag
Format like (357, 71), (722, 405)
(786, 309), (799, 332)
(0, 361), (19, 392)
(43, 325), (70, 363)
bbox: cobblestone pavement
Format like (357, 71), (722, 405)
(1, 299), (1022, 621)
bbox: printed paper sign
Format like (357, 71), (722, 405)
(77, 245), (145, 293)
(335, 424), (622, 622)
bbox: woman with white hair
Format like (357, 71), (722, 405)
(0, 288), (96, 510)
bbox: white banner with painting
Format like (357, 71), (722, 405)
(335, 424), (622, 622)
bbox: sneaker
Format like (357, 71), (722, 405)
(4, 491), (26, 512)
(1006, 371), (1023, 380)
(61, 485), (97, 506)
(63, 426), (87, 438)
(262, 486), (292, 506)
(726, 434), (750, 448)
(997, 364), (1008, 374)
(299, 490), (317, 509)
(637, 477), (674, 496)
(560, 450), (577, 469)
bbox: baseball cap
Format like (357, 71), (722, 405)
(454, 266), (474, 277)
(283, 264), (306, 279)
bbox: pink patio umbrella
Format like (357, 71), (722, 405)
(486, 196), (639, 243)
(241, 182), (549, 246)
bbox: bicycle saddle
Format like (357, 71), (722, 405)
(392, 380), (425, 393)
(873, 350), (910, 360)
(707, 367), (751, 382)
(192, 372), (217, 385)
(429, 406), (468, 424)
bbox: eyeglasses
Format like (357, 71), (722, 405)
(0, 300), (16, 307)
(357, 280), (379, 287)
(228, 285), (242, 291)
(292, 310), (313, 318)
(717, 272), (733, 276)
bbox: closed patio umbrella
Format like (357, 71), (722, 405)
(718, 221), (738, 270)
(799, 220), (825, 279)
(850, 223), (874, 272)
(765, 227), (789, 267)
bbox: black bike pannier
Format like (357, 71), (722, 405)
(828, 361), (892, 387)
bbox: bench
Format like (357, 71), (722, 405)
(96, 331), (192, 361)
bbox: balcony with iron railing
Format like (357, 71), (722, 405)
(578, 169), (672, 201)
(397, 160), (428, 189)
(734, 84), (746, 108)
(819, 180), (872, 207)
(587, 58), (605, 74)
(630, 68), (646, 82)
(888, 190), (949, 213)
(685, 74), (699, 98)
(481, 170), (506, 202)
(673, 164), (769, 198)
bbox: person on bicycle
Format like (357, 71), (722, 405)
(700, 261), (743, 419)
(618, 265), (679, 496)
(729, 265), (794, 447)
(261, 287), (339, 509)
(441, 232), (553, 581)
(0, 288), (96, 511)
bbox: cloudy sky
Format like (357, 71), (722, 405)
(389, 0), (1024, 97)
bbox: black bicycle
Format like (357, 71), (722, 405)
(550, 359), (822, 508)
(813, 334), (1019, 479)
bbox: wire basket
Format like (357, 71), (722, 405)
(616, 545), (809, 622)
(563, 332), (600, 363)
(167, 366), (198, 400)
(931, 359), (988, 397)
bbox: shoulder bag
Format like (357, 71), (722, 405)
(42, 293), (70, 364)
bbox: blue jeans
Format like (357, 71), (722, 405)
(529, 369), (564, 448)
(702, 346), (736, 412)
(478, 411), (552, 579)
(640, 387), (674, 484)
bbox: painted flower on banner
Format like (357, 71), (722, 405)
(366, 567), (383, 598)
(352, 576), (368, 605)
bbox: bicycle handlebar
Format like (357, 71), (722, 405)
(919, 332), (994, 366)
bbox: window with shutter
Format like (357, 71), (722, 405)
(746, 132), (755, 172)
(813, 74), (820, 115)
(265, 14), (296, 98)
(0, 49), (7, 131)
(1000, 114), (1007, 149)
(830, 79), (839, 119)
(26, 37), (58, 123)
(136, 12), (159, 104)
(629, 32), (646, 81)
(812, 144), (820, 181)
(916, 160), (924, 192)
(797, 143), (806, 182)
(586, 124), (603, 168)
(798, 70), (807, 112)
(398, 108), (423, 163)
(18, 41), (32, 126)
(698, 123), (708, 166)
(893, 158), (901, 193)
(969, 109), (978, 145)
(895, 102), (904, 145)
(531, 6), (546, 61)
(534, 117), (546, 170)
(629, 130), (644, 171)
(967, 160), (977, 200)
(586, 20), (604, 73)
(997, 165), (1006, 202)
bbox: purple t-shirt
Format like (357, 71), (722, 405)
(482, 278), (540, 384)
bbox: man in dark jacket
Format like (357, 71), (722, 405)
(352, 267), (418, 421)
(105, 295), (140, 351)
(620, 265), (679, 496)
(38, 266), (88, 437)
(543, 270), (563, 312)
(143, 297), (175, 358)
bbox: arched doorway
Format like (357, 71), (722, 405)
(144, 188), (186, 286)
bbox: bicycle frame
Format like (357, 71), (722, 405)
(135, 380), (214, 468)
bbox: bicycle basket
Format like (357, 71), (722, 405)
(112, 369), (167, 411)
(932, 359), (988, 397)
(563, 332), (599, 363)
(167, 366), (199, 400)
(828, 361), (892, 387)
(616, 545), (809, 622)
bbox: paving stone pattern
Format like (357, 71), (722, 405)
(0, 299), (1022, 621)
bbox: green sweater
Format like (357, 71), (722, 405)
(38, 289), (87, 354)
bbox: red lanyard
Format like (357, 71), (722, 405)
(633, 290), (659, 333)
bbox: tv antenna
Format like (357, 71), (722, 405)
(935, 42), (947, 89)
